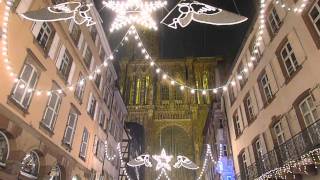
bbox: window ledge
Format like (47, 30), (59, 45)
(56, 70), (69, 86)
(39, 122), (54, 137)
(79, 155), (86, 162)
(61, 141), (72, 152)
(284, 65), (302, 85)
(7, 95), (29, 115)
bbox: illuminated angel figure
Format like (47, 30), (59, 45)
(127, 154), (153, 167)
(173, 155), (199, 170)
(161, 0), (247, 29)
(20, 2), (95, 26)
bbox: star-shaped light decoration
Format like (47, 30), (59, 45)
(103, 0), (167, 32)
(152, 149), (173, 171)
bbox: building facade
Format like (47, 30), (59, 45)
(119, 57), (222, 179)
(0, 0), (126, 179)
(224, 0), (320, 179)
(119, 122), (145, 180)
(203, 98), (235, 180)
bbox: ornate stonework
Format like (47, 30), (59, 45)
(119, 57), (222, 179)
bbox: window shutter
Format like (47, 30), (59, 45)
(87, 93), (93, 112)
(16, 0), (33, 14)
(89, 57), (95, 72)
(94, 102), (99, 121)
(82, 43), (87, 57)
(77, 33), (84, 50)
(64, 112), (77, 145)
(56, 45), (66, 69)
(67, 61), (76, 85)
(93, 135), (98, 155)
(68, 20), (75, 32)
(48, 33), (60, 60)
(31, 21), (43, 37)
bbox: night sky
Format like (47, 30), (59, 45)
(95, 0), (257, 64)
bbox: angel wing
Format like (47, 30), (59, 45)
(20, 2), (95, 26)
(161, 0), (247, 29)
(173, 155), (199, 170)
(127, 154), (152, 167)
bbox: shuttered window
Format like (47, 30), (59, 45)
(79, 128), (89, 159)
(41, 90), (61, 130)
(63, 108), (78, 146)
(11, 64), (38, 109)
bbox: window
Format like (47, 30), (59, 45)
(20, 151), (40, 179)
(98, 110), (105, 128)
(49, 165), (62, 180)
(255, 138), (263, 158)
(79, 128), (89, 159)
(160, 84), (169, 101)
(222, 144), (227, 156)
(87, 93), (97, 119)
(91, 26), (97, 42)
(75, 73), (86, 101)
(63, 108), (78, 146)
(273, 122), (285, 145)
(36, 22), (54, 50)
(244, 94), (255, 122)
(70, 24), (81, 45)
(260, 73), (273, 102)
(41, 90), (61, 130)
(228, 86), (235, 104)
(299, 95), (318, 126)
(84, 46), (92, 69)
(174, 85), (182, 101)
(0, 131), (9, 167)
(268, 7), (281, 34)
(11, 63), (38, 109)
(58, 50), (73, 80)
(309, 1), (320, 36)
(280, 42), (299, 76)
(94, 72), (102, 89)
(233, 112), (242, 137)
(241, 152), (248, 175)
(89, 169), (96, 180)
(238, 62), (248, 88)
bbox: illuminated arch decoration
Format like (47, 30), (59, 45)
(0, 131), (10, 168)
(20, 1), (96, 26)
(161, 0), (247, 29)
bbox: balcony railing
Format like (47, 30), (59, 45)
(239, 118), (320, 180)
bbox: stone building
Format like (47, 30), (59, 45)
(224, 0), (320, 179)
(203, 98), (235, 180)
(119, 56), (222, 179)
(0, 0), (126, 179)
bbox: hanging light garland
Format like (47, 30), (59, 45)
(104, 141), (117, 161)
(1, 0), (132, 98)
(2, 0), (310, 97)
(257, 148), (320, 180)
(272, 0), (309, 13)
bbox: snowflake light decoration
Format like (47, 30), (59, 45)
(152, 149), (173, 171)
(103, 0), (167, 32)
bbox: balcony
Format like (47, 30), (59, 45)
(239, 119), (320, 180)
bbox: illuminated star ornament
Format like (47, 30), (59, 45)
(152, 149), (173, 171)
(20, 2), (95, 26)
(103, 0), (167, 32)
(161, 0), (247, 29)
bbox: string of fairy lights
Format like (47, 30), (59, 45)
(104, 141), (117, 161)
(257, 148), (320, 180)
(273, 0), (309, 12)
(1, 0), (311, 98)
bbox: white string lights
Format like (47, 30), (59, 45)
(196, 144), (216, 180)
(103, 0), (167, 32)
(1, 0), (129, 98)
(104, 141), (117, 161)
(257, 148), (320, 180)
(273, 0), (309, 13)
(117, 143), (133, 180)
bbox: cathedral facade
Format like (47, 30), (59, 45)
(119, 57), (222, 179)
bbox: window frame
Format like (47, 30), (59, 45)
(260, 73), (273, 102)
(41, 90), (62, 131)
(58, 50), (73, 80)
(299, 95), (318, 126)
(268, 7), (281, 34)
(273, 121), (285, 145)
(11, 63), (38, 109)
(280, 42), (299, 77)
(79, 128), (89, 159)
(308, 1), (320, 37)
(36, 22), (54, 51)
(63, 108), (78, 147)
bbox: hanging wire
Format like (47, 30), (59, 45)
(231, 0), (241, 15)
